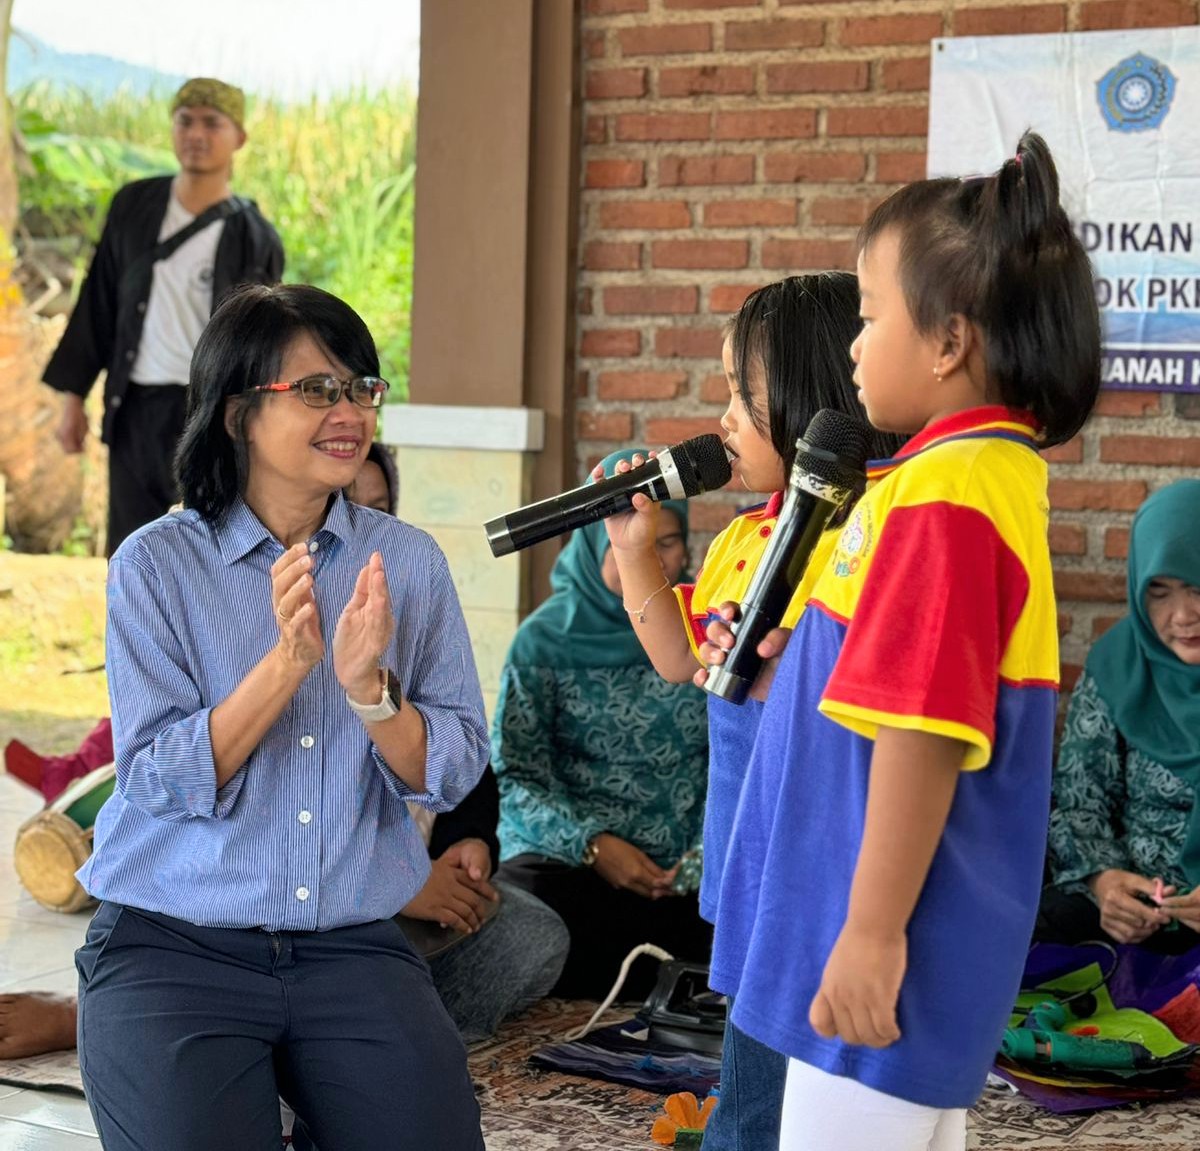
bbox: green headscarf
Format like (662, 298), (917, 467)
(506, 448), (689, 671)
(1086, 479), (1200, 882)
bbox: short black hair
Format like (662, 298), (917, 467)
(363, 441), (400, 516)
(176, 283), (380, 522)
(728, 273), (906, 471)
(858, 131), (1101, 446)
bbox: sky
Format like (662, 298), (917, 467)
(11, 0), (421, 98)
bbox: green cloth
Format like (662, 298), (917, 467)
(1086, 479), (1200, 883)
(506, 448), (689, 671)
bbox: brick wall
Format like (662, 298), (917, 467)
(574, 0), (1200, 679)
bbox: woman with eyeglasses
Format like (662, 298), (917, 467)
(74, 283), (488, 1151)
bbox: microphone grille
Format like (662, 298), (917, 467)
(793, 409), (872, 489)
(670, 433), (733, 497)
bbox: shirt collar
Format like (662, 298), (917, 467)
(215, 492), (357, 565)
(866, 406), (1042, 482)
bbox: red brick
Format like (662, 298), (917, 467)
(704, 199), (797, 227)
(880, 56), (930, 94)
(840, 13), (943, 46)
(715, 108), (817, 140)
(767, 60), (869, 94)
(655, 328), (725, 358)
(1080, 0), (1196, 30)
(1053, 571), (1127, 603)
(1048, 479), (1148, 511)
(955, 4), (1066, 35)
(664, 0), (759, 8)
(1100, 435), (1200, 466)
(618, 23), (713, 56)
(604, 285), (699, 315)
(1105, 526), (1130, 559)
(1041, 435), (1084, 464)
(580, 329), (642, 358)
(645, 416), (726, 443)
(586, 0), (647, 12)
(652, 239), (750, 269)
(586, 67), (647, 100)
(585, 159), (646, 189)
(689, 500), (739, 533)
(828, 106), (929, 138)
(579, 287), (594, 316)
(577, 371), (590, 399)
(764, 151), (867, 183)
(578, 411), (635, 440)
(809, 195), (880, 227)
(659, 154), (756, 186)
(599, 200), (692, 229)
(1058, 612), (1073, 638)
(1092, 391), (1161, 416)
(585, 115), (607, 145)
(763, 238), (857, 270)
(1091, 615), (1124, 639)
(1061, 662), (1082, 693)
(659, 65), (756, 96)
(709, 283), (760, 312)
(583, 241), (642, 271)
(1048, 523), (1087, 556)
(875, 151), (927, 183)
(597, 370), (689, 401)
(615, 112), (711, 141)
(725, 19), (824, 51)
(584, 31), (606, 59)
(700, 371), (731, 401)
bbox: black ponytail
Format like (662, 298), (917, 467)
(858, 130), (1101, 446)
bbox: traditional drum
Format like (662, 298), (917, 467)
(14, 764), (115, 913)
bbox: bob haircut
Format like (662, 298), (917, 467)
(176, 283), (381, 522)
(727, 272), (906, 473)
(361, 441), (400, 517)
(856, 130), (1101, 447)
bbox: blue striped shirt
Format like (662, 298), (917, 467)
(80, 494), (488, 931)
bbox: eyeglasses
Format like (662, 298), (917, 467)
(245, 374), (390, 409)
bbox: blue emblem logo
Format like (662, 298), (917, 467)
(1097, 53), (1176, 132)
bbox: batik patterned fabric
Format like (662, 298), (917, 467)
(1048, 674), (1194, 893)
(711, 405), (1060, 1109)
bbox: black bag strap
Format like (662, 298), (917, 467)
(148, 195), (248, 265)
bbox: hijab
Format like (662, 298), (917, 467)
(505, 448), (689, 671)
(1086, 480), (1200, 880)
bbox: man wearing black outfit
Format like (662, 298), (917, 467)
(43, 77), (284, 556)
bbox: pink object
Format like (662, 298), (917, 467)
(1153, 877), (1165, 906)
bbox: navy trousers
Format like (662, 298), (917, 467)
(76, 902), (483, 1151)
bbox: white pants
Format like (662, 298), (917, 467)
(779, 1058), (967, 1151)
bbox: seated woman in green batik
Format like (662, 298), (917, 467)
(1041, 479), (1200, 952)
(493, 448), (711, 1000)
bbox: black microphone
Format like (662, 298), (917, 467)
(484, 434), (732, 558)
(702, 410), (872, 705)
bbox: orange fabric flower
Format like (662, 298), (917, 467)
(651, 1091), (717, 1145)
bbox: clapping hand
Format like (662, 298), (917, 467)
(333, 552), (394, 698)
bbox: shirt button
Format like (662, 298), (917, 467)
(110, 395), (123, 409)
(759, 526), (772, 538)
(295, 886), (310, 901)
(308, 540), (320, 553)
(300, 735), (315, 749)
(298, 810), (312, 825)
(125, 350), (135, 361)
(735, 560), (746, 571)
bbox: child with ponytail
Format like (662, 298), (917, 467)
(709, 132), (1101, 1150)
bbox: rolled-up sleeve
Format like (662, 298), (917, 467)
(371, 545), (488, 811)
(107, 551), (247, 821)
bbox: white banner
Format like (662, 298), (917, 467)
(929, 27), (1200, 392)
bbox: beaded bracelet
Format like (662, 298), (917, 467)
(625, 578), (670, 624)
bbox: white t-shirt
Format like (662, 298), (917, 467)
(130, 193), (226, 385)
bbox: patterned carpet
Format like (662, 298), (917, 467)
(473, 999), (1200, 1150)
(6, 998), (1200, 1147)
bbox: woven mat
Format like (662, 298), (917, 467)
(5, 999), (1200, 1148)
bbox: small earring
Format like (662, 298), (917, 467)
(933, 367), (943, 380)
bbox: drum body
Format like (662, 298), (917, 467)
(14, 764), (115, 913)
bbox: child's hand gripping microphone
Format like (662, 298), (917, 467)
(701, 409), (871, 706)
